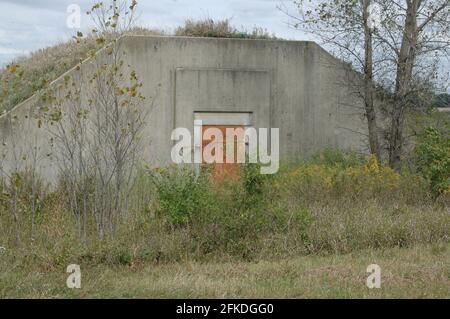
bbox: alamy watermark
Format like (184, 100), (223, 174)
(66, 4), (81, 29)
(66, 264), (81, 289)
(171, 121), (280, 174)
(366, 264), (381, 289)
(367, 3), (382, 30)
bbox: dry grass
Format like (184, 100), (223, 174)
(0, 36), (98, 114)
(175, 18), (276, 40)
(0, 27), (165, 114)
(0, 19), (275, 115)
(1, 244), (449, 298)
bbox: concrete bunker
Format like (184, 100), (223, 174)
(0, 35), (372, 182)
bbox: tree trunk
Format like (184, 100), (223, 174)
(389, 0), (420, 171)
(363, 0), (381, 162)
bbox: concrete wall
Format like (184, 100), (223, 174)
(0, 35), (369, 181)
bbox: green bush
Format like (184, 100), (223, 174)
(414, 127), (450, 196)
(149, 164), (291, 260)
(150, 166), (215, 226)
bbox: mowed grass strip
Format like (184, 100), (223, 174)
(1, 243), (449, 298)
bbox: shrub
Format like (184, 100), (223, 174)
(175, 18), (276, 40)
(142, 150), (439, 260)
(148, 164), (289, 260)
(414, 127), (450, 196)
(278, 154), (426, 203)
(1, 150), (448, 267)
(310, 147), (365, 168)
(0, 170), (47, 234)
(150, 166), (215, 226)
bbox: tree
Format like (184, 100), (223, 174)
(40, 0), (150, 239)
(363, 0), (382, 161)
(376, 0), (450, 170)
(283, 0), (450, 169)
(281, 0), (382, 161)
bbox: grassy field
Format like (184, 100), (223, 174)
(1, 244), (449, 298)
(1, 149), (448, 298)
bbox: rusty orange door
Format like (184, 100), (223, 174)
(202, 125), (244, 182)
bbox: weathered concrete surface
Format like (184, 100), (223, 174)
(0, 35), (371, 181)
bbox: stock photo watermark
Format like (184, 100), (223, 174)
(66, 264), (81, 289)
(367, 3), (382, 30)
(366, 264), (381, 289)
(171, 121), (280, 174)
(66, 4), (81, 29)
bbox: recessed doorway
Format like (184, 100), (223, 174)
(194, 112), (252, 181)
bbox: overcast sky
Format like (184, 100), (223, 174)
(0, 0), (308, 66)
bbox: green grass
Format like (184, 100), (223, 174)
(1, 244), (449, 298)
